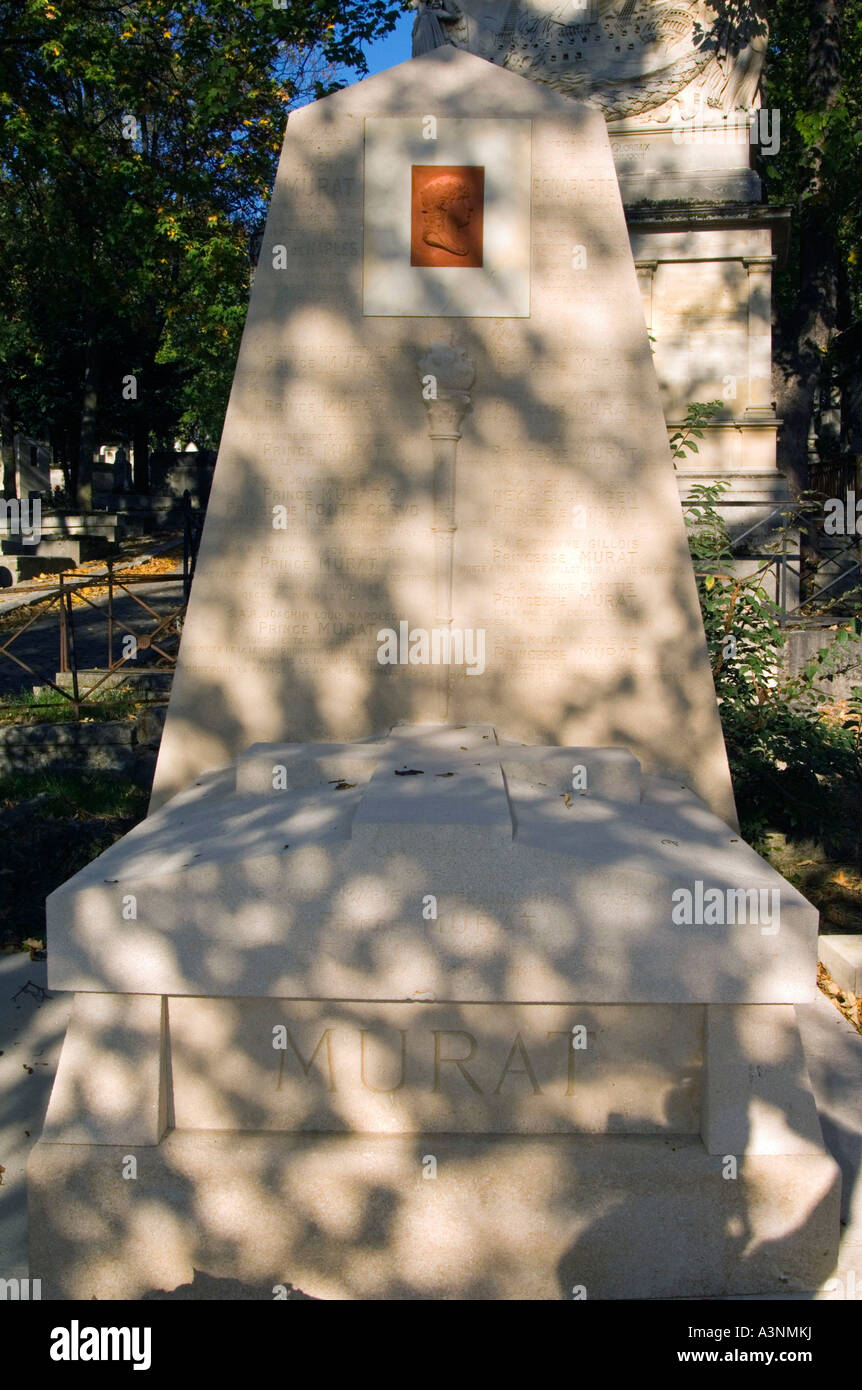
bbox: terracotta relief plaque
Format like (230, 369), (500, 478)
(411, 165), (485, 267)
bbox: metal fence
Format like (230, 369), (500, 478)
(0, 562), (187, 717)
(707, 489), (861, 628)
(0, 494), (203, 717)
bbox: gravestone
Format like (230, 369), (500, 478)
(29, 45), (840, 1300)
(150, 41), (736, 825)
(14, 437), (51, 501)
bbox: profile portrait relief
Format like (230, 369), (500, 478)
(410, 165), (484, 267)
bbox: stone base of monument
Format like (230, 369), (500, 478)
(29, 1133), (838, 1301)
(29, 726), (841, 1299)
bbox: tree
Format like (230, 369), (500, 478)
(672, 2), (861, 503)
(0, 0), (406, 503)
(760, 1), (861, 494)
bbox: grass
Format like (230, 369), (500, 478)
(723, 702), (862, 865)
(0, 769), (149, 952)
(0, 685), (144, 725)
(0, 768), (148, 819)
(721, 699), (862, 937)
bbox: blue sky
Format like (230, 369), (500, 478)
(362, 12), (415, 78)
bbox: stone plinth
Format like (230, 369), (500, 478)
(29, 1133), (838, 1301)
(30, 726), (840, 1299)
(47, 728), (814, 1003)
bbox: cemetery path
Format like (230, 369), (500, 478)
(0, 579), (183, 698)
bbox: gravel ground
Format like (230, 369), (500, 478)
(0, 578), (184, 697)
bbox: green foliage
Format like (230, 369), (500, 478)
(669, 400), (724, 463)
(685, 478), (788, 707)
(675, 402), (789, 707)
(0, 0), (407, 455)
(0, 767), (148, 950)
(841, 684), (862, 753)
(0, 685), (144, 724)
(679, 409), (862, 858)
(760, 0), (862, 321)
(720, 699), (862, 859)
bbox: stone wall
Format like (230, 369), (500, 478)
(0, 709), (165, 784)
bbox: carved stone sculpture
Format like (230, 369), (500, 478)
(412, 0), (465, 56)
(441, 1), (768, 123)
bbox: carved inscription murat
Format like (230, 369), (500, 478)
(168, 1000), (704, 1135)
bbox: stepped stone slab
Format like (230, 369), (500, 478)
(46, 727), (815, 1003)
(28, 971), (841, 1297)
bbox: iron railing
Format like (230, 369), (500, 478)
(809, 455), (860, 503)
(0, 497), (204, 716)
(700, 494), (861, 627)
(0, 563), (187, 717)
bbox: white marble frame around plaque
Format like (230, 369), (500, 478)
(362, 116), (532, 317)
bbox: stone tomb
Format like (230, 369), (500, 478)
(29, 47), (840, 1299)
(31, 727), (839, 1297)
